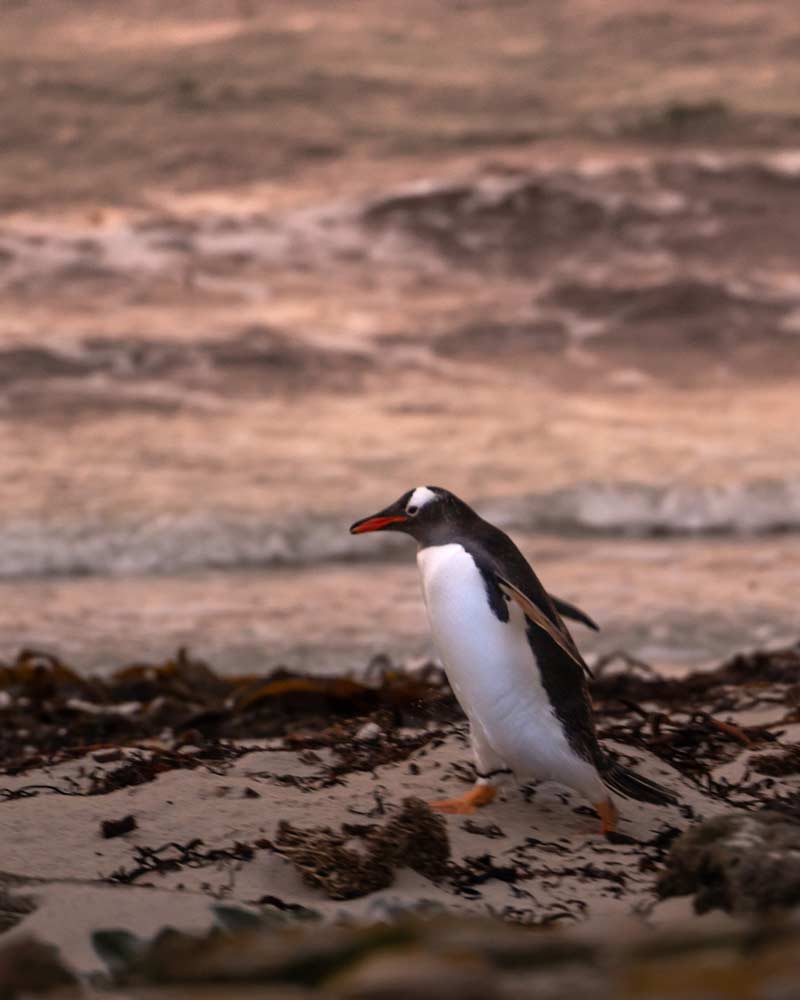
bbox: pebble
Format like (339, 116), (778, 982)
(355, 722), (382, 742)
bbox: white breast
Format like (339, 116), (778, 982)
(416, 543), (601, 795)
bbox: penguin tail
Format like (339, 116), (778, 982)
(602, 759), (678, 806)
(549, 595), (600, 632)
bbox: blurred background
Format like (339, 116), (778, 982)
(1, 0), (798, 675)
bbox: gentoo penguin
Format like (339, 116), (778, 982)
(350, 486), (676, 834)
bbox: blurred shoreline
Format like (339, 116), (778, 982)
(4, 533), (797, 677)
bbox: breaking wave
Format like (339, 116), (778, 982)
(2, 479), (799, 580)
(485, 479), (800, 537)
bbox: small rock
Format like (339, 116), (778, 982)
(462, 819), (505, 840)
(366, 896), (446, 922)
(0, 936), (77, 993)
(101, 814), (137, 839)
(355, 722), (382, 742)
(658, 811), (800, 914)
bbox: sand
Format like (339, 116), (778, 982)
(1, 647), (799, 979)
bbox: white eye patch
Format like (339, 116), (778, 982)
(406, 485), (438, 514)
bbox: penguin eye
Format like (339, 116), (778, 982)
(406, 505), (419, 516)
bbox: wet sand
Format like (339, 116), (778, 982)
(2, 533), (799, 676)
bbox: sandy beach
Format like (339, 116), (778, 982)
(2, 2), (800, 994)
(0, 642), (798, 990)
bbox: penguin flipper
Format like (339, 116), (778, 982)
(549, 594), (599, 632)
(496, 575), (593, 679)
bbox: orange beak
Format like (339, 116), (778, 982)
(349, 514), (408, 534)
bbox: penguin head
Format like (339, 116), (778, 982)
(349, 486), (474, 545)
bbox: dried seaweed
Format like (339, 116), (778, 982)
(1, 642), (799, 818)
(0, 646), (454, 774)
(275, 797), (450, 900)
(107, 838), (262, 885)
(750, 745), (800, 776)
(588, 643), (800, 782)
(591, 643), (800, 704)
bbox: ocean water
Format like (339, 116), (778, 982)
(2, 151), (799, 675)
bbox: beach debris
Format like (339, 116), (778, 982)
(658, 811), (800, 914)
(92, 920), (419, 986)
(212, 904), (270, 932)
(0, 641), (798, 821)
(354, 721), (382, 742)
(461, 818), (506, 839)
(276, 797), (450, 900)
(0, 936), (77, 996)
(0, 647), (455, 774)
(86, 908), (800, 997)
(450, 854), (531, 893)
(750, 745), (800, 776)
(107, 838), (261, 886)
(364, 896), (447, 922)
(100, 813), (137, 839)
(252, 896), (322, 924)
(0, 880), (37, 935)
(92, 928), (145, 980)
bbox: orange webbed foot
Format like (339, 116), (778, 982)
(429, 783), (496, 815)
(593, 797), (619, 836)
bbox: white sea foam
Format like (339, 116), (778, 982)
(485, 479), (800, 537)
(2, 479), (799, 580)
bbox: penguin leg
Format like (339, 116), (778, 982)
(593, 796), (618, 836)
(429, 725), (510, 815)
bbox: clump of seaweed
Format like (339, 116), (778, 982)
(275, 797), (450, 899)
